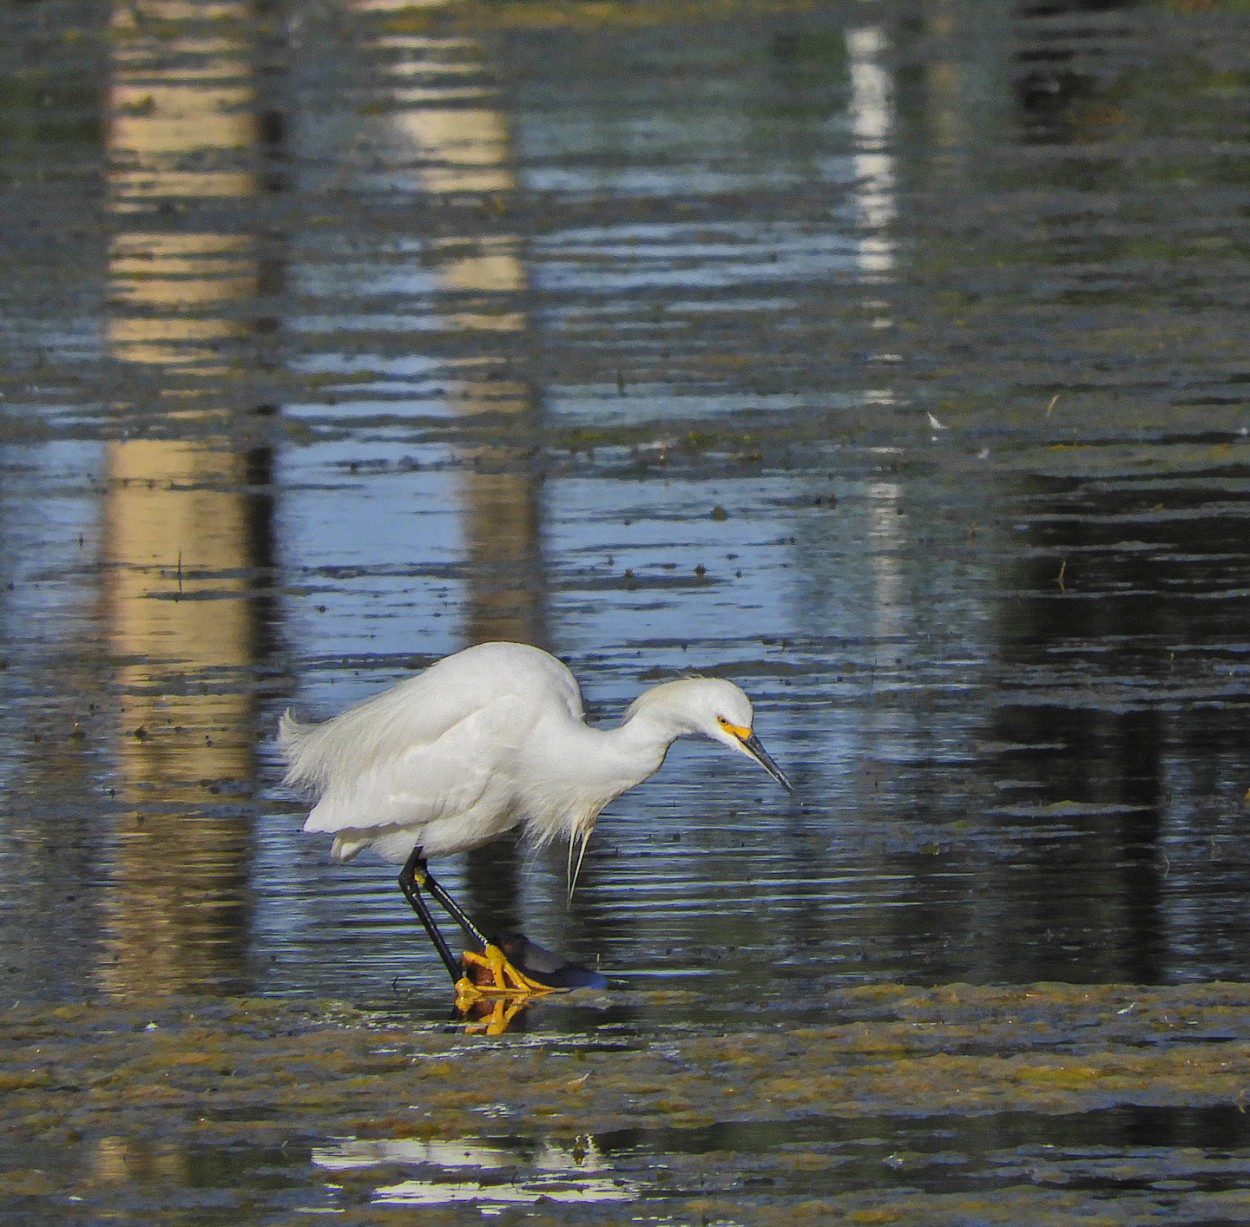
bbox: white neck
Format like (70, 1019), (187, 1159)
(519, 692), (690, 845)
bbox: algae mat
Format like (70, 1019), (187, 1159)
(4, 981), (1250, 1223)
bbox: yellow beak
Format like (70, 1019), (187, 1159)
(720, 719), (793, 792)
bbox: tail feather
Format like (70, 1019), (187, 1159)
(277, 708), (325, 792)
(277, 708), (303, 749)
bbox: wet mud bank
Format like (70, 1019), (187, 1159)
(4, 981), (1250, 1222)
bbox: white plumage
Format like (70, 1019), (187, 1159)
(279, 640), (790, 868)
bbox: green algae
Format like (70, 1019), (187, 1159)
(4, 984), (1249, 1221)
(0, 983), (1245, 1143)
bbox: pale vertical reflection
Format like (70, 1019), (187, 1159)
(865, 479), (906, 643)
(918, 0), (969, 156)
(857, 475), (908, 838)
(359, 6), (545, 925)
(848, 28), (904, 646)
(855, 20), (905, 807)
(846, 25), (896, 276)
(366, 12), (544, 648)
(107, 1), (263, 377)
(100, 0), (270, 995)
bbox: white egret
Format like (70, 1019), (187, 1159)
(279, 640), (792, 996)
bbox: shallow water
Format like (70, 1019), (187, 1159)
(2, 0), (1250, 1219)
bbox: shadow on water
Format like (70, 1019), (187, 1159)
(2, 0), (1250, 1219)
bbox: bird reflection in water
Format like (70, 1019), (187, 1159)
(454, 933), (612, 1033)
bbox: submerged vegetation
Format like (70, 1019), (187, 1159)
(4, 983), (1250, 1220)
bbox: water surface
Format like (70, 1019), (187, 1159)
(2, 0), (1249, 1219)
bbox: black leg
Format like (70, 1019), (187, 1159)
(422, 864), (493, 951)
(396, 847), (607, 994)
(398, 847), (463, 983)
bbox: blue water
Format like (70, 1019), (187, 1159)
(1, 0), (1248, 1028)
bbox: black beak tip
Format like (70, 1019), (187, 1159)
(743, 731), (794, 795)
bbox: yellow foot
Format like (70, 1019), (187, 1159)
(454, 942), (557, 1008)
(458, 996), (528, 1036)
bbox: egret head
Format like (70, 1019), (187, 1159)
(632, 676), (793, 793)
(706, 682), (793, 794)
